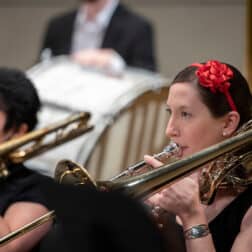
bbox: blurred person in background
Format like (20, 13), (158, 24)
(39, 0), (157, 76)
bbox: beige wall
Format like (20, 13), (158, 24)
(0, 1), (246, 78)
(0, 1), (246, 177)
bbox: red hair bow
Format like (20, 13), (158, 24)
(191, 60), (237, 111)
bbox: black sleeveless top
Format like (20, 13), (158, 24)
(209, 185), (252, 252)
(0, 163), (50, 252)
(0, 163), (49, 214)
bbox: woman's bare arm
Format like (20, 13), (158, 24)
(0, 202), (51, 252)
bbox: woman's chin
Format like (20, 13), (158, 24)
(179, 147), (190, 158)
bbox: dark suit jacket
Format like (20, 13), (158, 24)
(40, 4), (157, 71)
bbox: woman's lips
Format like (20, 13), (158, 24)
(176, 146), (187, 158)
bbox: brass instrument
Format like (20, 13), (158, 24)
(0, 111), (93, 246)
(0, 112), (93, 179)
(199, 119), (252, 204)
(56, 120), (252, 202)
(0, 120), (251, 246)
(0, 211), (55, 246)
(109, 142), (179, 181)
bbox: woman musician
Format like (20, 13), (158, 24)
(145, 60), (252, 252)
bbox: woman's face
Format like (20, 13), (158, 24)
(166, 82), (227, 158)
(0, 111), (10, 143)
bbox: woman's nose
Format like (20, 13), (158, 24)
(165, 119), (179, 138)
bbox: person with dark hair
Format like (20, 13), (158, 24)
(0, 68), (51, 252)
(145, 60), (252, 252)
(39, 0), (157, 75)
(0, 68), (167, 252)
(0, 68), (40, 134)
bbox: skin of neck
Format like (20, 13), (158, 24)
(84, 0), (109, 20)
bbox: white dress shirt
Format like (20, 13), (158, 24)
(70, 0), (125, 76)
(71, 0), (119, 52)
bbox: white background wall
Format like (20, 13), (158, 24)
(0, 0), (246, 79)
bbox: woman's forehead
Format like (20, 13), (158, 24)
(167, 82), (200, 104)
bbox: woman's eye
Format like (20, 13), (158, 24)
(181, 111), (191, 118)
(165, 108), (171, 116)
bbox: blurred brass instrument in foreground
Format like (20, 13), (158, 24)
(0, 120), (251, 246)
(0, 111), (93, 246)
(0, 211), (56, 246)
(0, 111), (93, 179)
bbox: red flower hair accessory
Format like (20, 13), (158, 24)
(191, 60), (237, 111)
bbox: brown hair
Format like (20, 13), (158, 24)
(171, 62), (252, 128)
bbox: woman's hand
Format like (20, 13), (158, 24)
(144, 154), (205, 226)
(158, 178), (204, 221)
(144, 154), (163, 168)
(72, 49), (114, 68)
(71, 49), (125, 76)
(143, 154), (164, 209)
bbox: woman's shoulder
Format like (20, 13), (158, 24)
(231, 205), (252, 251)
(236, 185), (252, 231)
(241, 206), (252, 231)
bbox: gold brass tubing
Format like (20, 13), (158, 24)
(0, 211), (55, 246)
(107, 128), (252, 198)
(0, 112), (90, 156)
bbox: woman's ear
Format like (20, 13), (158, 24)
(13, 123), (29, 138)
(222, 111), (240, 137)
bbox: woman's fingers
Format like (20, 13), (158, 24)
(144, 155), (163, 168)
